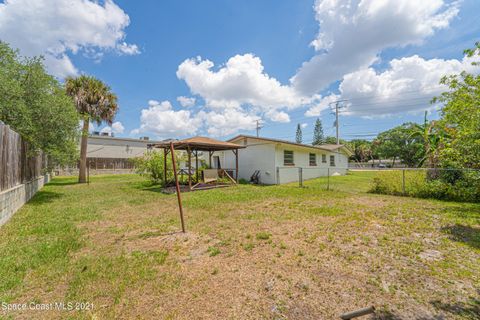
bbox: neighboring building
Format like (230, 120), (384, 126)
(86, 133), (156, 159)
(58, 133), (162, 175)
(209, 135), (353, 185)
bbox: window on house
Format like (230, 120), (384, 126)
(330, 155), (335, 166)
(322, 154), (327, 163)
(284, 150), (294, 166)
(309, 153), (316, 166)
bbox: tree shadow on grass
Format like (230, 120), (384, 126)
(367, 295), (480, 320)
(430, 296), (480, 319)
(47, 179), (78, 186)
(441, 204), (480, 222)
(373, 309), (454, 320)
(27, 190), (63, 205)
(441, 224), (480, 249)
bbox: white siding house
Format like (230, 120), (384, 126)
(86, 134), (158, 159)
(210, 135), (352, 185)
(57, 134), (163, 175)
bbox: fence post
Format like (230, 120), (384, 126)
(327, 167), (330, 191)
(299, 167), (303, 187)
(402, 169), (406, 195)
(87, 159), (90, 185)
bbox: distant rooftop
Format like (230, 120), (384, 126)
(89, 133), (164, 144)
(228, 134), (351, 154)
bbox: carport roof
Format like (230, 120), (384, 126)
(148, 136), (246, 151)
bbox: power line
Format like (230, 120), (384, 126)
(259, 97), (434, 130)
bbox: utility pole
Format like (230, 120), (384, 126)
(329, 100), (348, 145)
(335, 102), (339, 145)
(255, 120), (263, 137)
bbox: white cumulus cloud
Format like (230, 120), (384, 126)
(111, 121), (125, 134)
(306, 54), (478, 117)
(177, 96), (196, 107)
(199, 109), (259, 137)
(176, 54), (313, 119)
(291, 0), (460, 95)
(133, 100), (202, 138)
(99, 121), (125, 135)
(0, 0), (139, 78)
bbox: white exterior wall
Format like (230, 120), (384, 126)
(276, 146), (349, 184)
(222, 139), (277, 184)
(209, 137), (350, 185)
(86, 136), (156, 159)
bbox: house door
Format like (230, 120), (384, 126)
(213, 156), (221, 168)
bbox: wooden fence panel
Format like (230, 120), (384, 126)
(0, 122), (45, 192)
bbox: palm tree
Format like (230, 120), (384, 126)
(65, 75), (118, 183)
(410, 111), (443, 169)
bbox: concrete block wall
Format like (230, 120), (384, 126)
(0, 174), (50, 227)
(55, 168), (135, 176)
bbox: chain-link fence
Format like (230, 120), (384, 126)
(275, 167), (480, 202)
(276, 166), (354, 191)
(367, 167), (480, 202)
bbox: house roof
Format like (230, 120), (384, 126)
(228, 135), (353, 156)
(88, 135), (163, 144)
(318, 144), (345, 151)
(149, 136), (246, 151)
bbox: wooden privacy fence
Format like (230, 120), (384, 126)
(0, 122), (46, 192)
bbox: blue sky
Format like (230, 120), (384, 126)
(1, 0), (479, 142)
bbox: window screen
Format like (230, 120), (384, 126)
(309, 153), (316, 166)
(284, 150), (294, 166)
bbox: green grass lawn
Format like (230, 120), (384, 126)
(0, 172), (479, 319)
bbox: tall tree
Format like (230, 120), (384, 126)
(374, 122), (425, 167)
(433, 42), (480, 169)
(295, 123), (302, 143)
(312, 118), (324, 145)
(0, 42), (79, 166)
(324, 136), (347, 145)
(348, 139), (373, 162)
(65, 76), (118, 183)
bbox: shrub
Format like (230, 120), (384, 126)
(132, 151), (165, 185)
(132, 150), (184, 186)
(370, 169), (480, 203)
(239, 178), (249, 184)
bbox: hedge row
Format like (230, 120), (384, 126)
(370, 170), (480, 203)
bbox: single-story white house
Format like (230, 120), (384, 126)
(208, 135), (353, 184)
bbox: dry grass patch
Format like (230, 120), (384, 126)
(0, 173), (479, 319)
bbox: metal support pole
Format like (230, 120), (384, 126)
(402, 169), (406, 195)
(187, 146), (192, 190)
(234, 149), (239, 182)
(170, 142), (185, 233)
(163, 148), (167, 184)
(276, 167), (280, 185)
(195, 150), (199, 183)
(327, 167), (330, 191)
(299, 167), (303, 187)
(340, 306), (375, 320)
